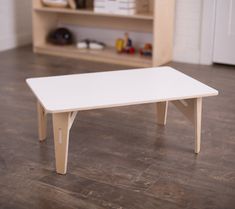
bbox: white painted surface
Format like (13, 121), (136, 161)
(0, 0), (32, 52)
(200, 0), (217, 65)
(173, 0), (202, 64)
(26, 67), (218, 113)
(213, 0), (235, 65)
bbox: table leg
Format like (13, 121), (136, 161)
(172, 98), (202, 153)
(52, 111), (77, 174)
(37, 101), (47, 141)
(156, 101), (168, 125)
(52, 112), (70, 174)
(194, 98), (202, 154)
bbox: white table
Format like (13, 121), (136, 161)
(26, 67), (218, 174)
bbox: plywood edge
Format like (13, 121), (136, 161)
(34, 46), (152, 68)
(153, 0), (175, 66)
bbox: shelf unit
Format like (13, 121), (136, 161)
(33, 0), (175, 67)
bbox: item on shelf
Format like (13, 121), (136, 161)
(75, 0), (86, 9)
(139, 43), (152, 57)
(77, 40), (88, 49)
(48, 28), (74, 45)
(136, 1), (149, 13)
(90, 42), (105, 50)
(123, 32), (132, 50)
(42, 0), (68, 8)
(115, 33), (135, 54)
(94, 0), (150, 15)
(77, 39), (106, 50)
(115, 39), (124, 53)
(68, 0), (76, 9)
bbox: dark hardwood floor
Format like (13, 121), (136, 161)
(0, 46), (234, 209)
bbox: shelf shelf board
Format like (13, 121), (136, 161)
(34, 44), (152, 67)
(34, 7), (154, 20)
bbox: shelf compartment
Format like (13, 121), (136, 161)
(34, 44), (152, 67)
(34, 7), (153, 33)
(34, 7), (154, 20)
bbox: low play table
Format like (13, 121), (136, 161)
(26, 67), (218, 174)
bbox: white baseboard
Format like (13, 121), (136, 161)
(0, 33), (32, 52)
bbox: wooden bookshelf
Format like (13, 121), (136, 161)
(33, 0), (175, 67)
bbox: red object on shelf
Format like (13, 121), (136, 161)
(129, 47), (135, 54)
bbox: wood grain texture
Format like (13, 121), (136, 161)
(53, 112), (71, 174)
(156, 101), (168, 125)
(172, 98), (202, 153)
(153, 0), (175, 66)
(172, 99), (195, 124)
(37, 101), (47, 141)
(194, 97), (202, 153)
(34, 44), (152, 67)
(0, 46), (234, 209)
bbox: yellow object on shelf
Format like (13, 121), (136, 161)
(115, 39), (124, 53)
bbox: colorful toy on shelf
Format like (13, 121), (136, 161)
(123, 32), (135, 54)
(48, 28), (74, 45)
(139, 43), (153, 57)
(115, 33), (135, 54)
(77, 39), (106, 50)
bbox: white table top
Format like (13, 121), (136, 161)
(26, 67), (218, 113)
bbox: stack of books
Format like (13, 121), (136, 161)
(94, 0), (149, 15)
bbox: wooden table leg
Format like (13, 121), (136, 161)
(194, 98), (202, 154)
(52, 112), (70, 174)
(172, 98), (202, 153)
(52, 111), (77, 174)
(37, 101), (47, 141)
(156, 101), (168, 125)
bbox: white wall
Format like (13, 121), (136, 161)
(0, 0), (32, 52)
(173, 0), (203, 64)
